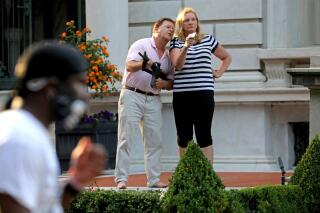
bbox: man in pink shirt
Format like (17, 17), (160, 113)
(115, 18), (175, 189)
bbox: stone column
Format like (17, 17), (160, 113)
(264, 0), (314, 48)
(313, 0), (320, 45)
(264, 0), (289, 48)
(309, 56), (320, 140)
(86, 0), (128, 72)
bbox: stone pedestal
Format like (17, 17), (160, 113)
(262, 59), (292, 87)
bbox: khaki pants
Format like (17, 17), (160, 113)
(115, 89), (163, 186)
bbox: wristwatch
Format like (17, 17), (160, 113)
(64, 182), (81, 197)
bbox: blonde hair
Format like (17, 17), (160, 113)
(174, 7), (204, 43)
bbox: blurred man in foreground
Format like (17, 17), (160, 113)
(0, 41), (106, 212)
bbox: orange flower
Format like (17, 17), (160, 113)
(92, 65), (98, 72)
(80, 46), (86, 51)
(102, 49), (109, 56)
(76, 30), (82, 38)
(83, 27), (91, 33)
(61, 32), (67, 39)
(107, 64), (111, 70)
(84, 54), (92, 59)
(102, 36), (109, 42)
(95, 58), (102, 64)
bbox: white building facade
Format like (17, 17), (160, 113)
(86, 0), (320, 172)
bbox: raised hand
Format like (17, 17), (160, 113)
(138, 51), (153, 70)
(68, 137), (107, 188)
(184, 32), (196, 48)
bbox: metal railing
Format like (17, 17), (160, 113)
(0, 0), (31, 82)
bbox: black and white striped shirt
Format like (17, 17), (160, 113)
(170, 34), (219, 92)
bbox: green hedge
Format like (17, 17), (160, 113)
(289, 134), (320, 212)
(66, 190), (162, 213)
(67, 185), (305, 213)
(161, 141), (227, 212)
(224, 185), (306, 213)
(67, 136), (320, 212)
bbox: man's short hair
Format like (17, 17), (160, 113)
(152, 17), (175, 33)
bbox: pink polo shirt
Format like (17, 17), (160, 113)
(122, 37), (174, 94)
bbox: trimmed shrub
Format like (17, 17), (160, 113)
(67, 189), (161, 213)
(224, 185), (306, 213)
(223, 190), (246, 213)
(65, 135), (320, 212)
(289, 134), (320, 212)
(161, 141), (227, 212)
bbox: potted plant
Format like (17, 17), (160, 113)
(56, 21), (122, 172)
(60, 20), (122, 98)
(55, 110), (118, 172)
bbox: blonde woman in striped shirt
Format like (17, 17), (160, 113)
(170, 7), (232, 163)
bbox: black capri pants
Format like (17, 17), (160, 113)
(173, 90), (215, 148)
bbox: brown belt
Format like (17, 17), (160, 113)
(125, 86), (159, 96)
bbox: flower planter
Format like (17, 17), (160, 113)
(55, 121), (117, 173)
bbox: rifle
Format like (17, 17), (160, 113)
(138, 51), (168, 88)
